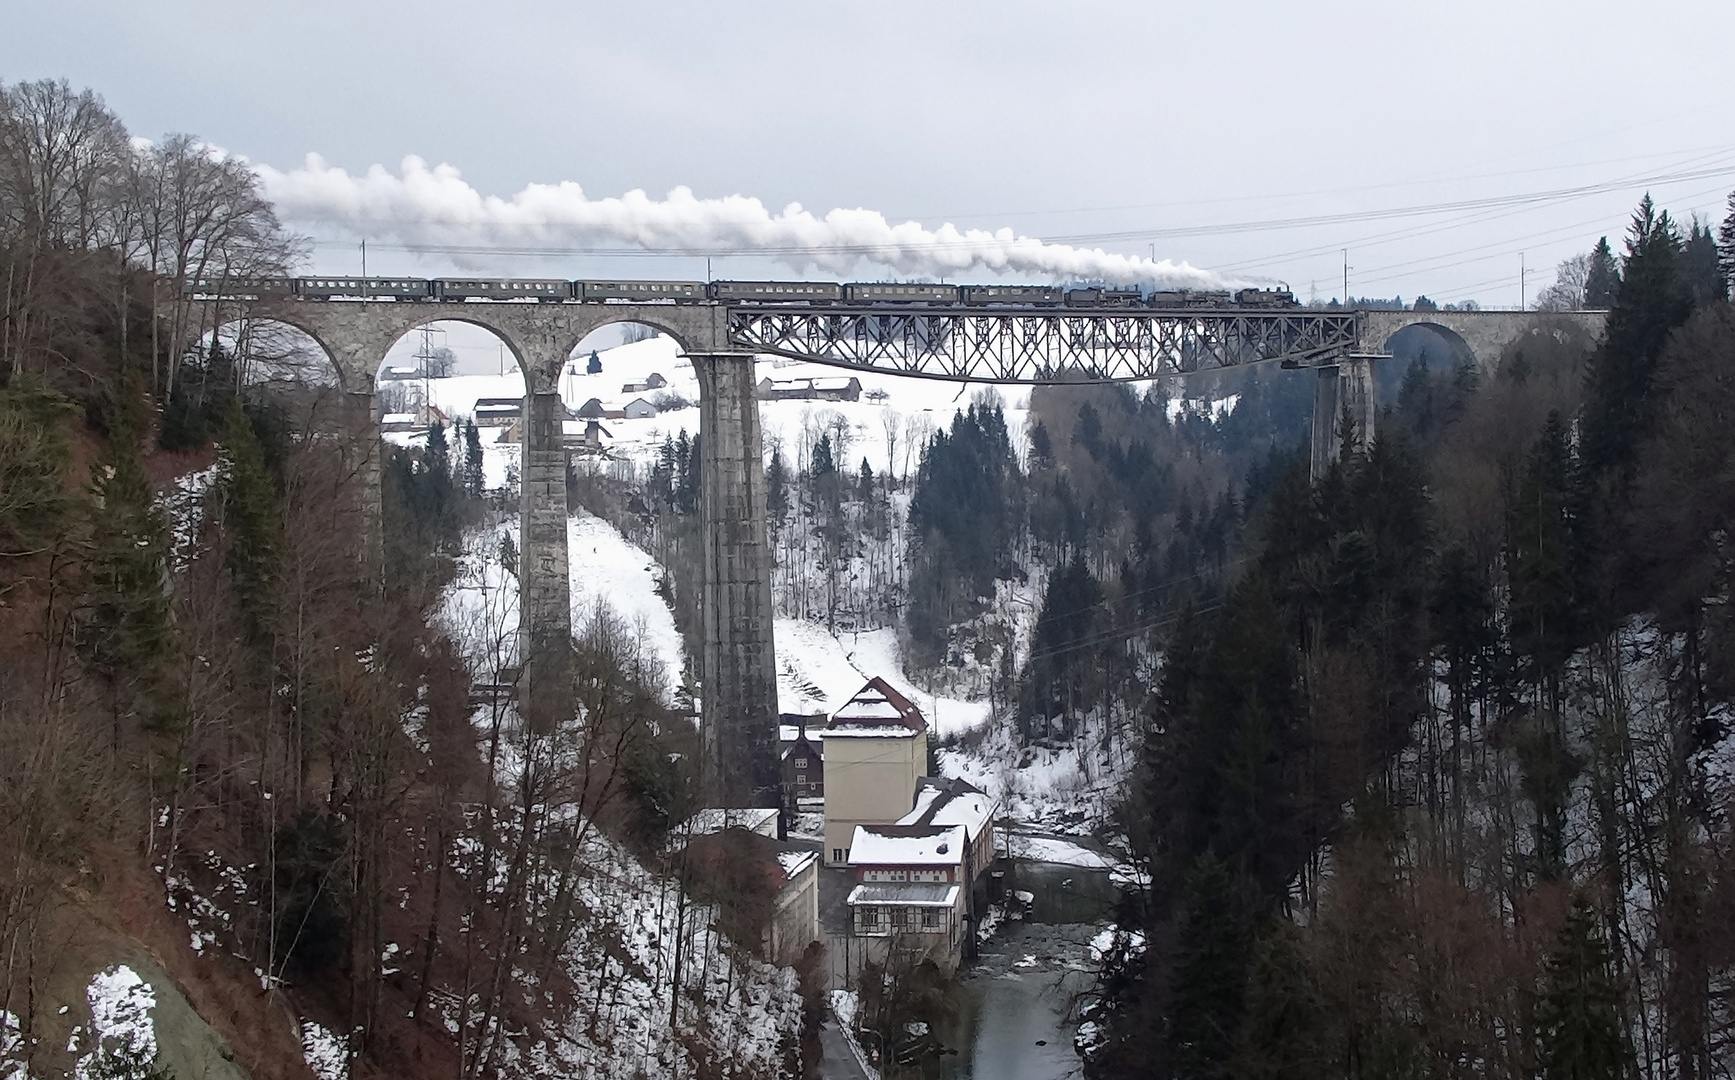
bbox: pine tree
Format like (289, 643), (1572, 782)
(765, 446), (788, 523)
(1581, 196), (1693, 480)
(857, 456), (874, 503)
(1536, 894), (1630, 1080)
(80, 376), (171, 734)
(1024, 550), (1100, 738)
(461, 419), (484, 498)
(1681, 218), (1727, 305)
(218, 395), (281, 641)
(1717, 190), (1735, 289)
(1584, 237), (1621, 309)
(1029, 419), (1054, 468)
(1508, 411), (1579, 703)
(1233, 922), (1331, 1080)
(1168, 855), (1255, 1080)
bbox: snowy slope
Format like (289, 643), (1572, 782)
(567, 510), (686, 694)
(439, 510), (687, 703)
(773, 620), (991, 737)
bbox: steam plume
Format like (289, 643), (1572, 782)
(257, 154), (1224, 287)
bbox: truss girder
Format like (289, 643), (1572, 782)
(726, 307), (1361, 383)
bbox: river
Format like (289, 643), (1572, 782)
(915, 861), (1122, 1080)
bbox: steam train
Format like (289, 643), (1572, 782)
(185, 276), (1296, 309)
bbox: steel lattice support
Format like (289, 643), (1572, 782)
(725, 307), (1361, 383)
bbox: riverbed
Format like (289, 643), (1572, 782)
(917, 861), (1122, 1079)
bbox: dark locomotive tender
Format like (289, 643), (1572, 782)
(183, 277), (1298, 309)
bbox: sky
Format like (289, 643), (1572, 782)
(5, 0), (1733, 307)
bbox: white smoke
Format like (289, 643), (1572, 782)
(257, 154), (1224, 288)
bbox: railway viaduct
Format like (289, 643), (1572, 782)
(1308, 307), (1604, 476)
(180, 295), (1604, 813)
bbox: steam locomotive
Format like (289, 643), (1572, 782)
(185, 277), (1296, 309)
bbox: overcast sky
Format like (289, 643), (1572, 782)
(6, 0), (1733, 306)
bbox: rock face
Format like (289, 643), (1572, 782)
(23, 942), (253, 1080)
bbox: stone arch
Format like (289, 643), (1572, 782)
(1356, 309), (1606, 380)
(372, 312), (531, 379)
(1369, 321), (1477, 401)
(196, 310), (351, 391)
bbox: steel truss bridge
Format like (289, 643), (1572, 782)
(191, 286), (1366, 382)
(725, 303), (1360, 382)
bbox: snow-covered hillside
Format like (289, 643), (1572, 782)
(440, 509), (686, 701)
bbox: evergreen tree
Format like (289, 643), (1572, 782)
(461, 419), (485, 498)
(1029, 419), (1054, 468)
(218, 395), (281, 640)
(672, 430), (700, 515)
(1536, 894), (1630, 1080)
(1168, 856), (1255, 1080)
(1580, 197), (1693, 480)
(1717, 190), (1735, 289)
(0, 377), (76, 555)
(1233, 922), (1331, 1080)
(1584, 237), (1621, 309)
(1024, 550), (1100, 738)
(1508, 411), (1580, 704)
(653, 435), (677, 510)
(811, 433), (835, 478)
(1681, 218), (1727, 305)
(79, 377), (171, 732)
(905, 402), (1023, 661)
(808, 433), (840, 516)
(766, 446), (788, 523)
(857, 456), (874, 503)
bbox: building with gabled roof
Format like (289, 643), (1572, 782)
(780, 714), (824, 801)
(822, 678), (928, 867)
(845, 823), (968, 972)
(897, 776), (998, 889)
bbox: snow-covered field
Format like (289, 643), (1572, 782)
(387, 333), (1032, 485)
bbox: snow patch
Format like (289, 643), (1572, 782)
(301, 1019), (349, 1080)
(73, 966), (157, 1080)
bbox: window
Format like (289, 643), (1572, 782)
(833, 848), (844, 862)
(922, 909), (944, 930)
(794, 758), (807, 769)
(890, 908), (909, 929)
(797, 773), (806, 786)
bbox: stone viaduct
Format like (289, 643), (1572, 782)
(1306, 308), (1605, 477)
(182, 296), (1605, 812)
(189, 299), (780, 813)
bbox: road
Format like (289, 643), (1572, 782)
(819, 1017), (878, 1080)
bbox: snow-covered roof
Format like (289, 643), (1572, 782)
(381, 412), (416, 424)
(848, 825), (966, 867)
(776, 850), (818, 880)
(826, 677), (924, 738)
(682, 808), (779, 839)
(846, 883), (960, 907)
(897, 777), (995, 840)
(778, 724), (825, 744)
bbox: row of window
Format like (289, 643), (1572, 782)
(857, 907), (948, 930)
(862, 868), (950, 883)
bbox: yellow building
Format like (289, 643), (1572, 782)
(821, 678), (928, 867)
